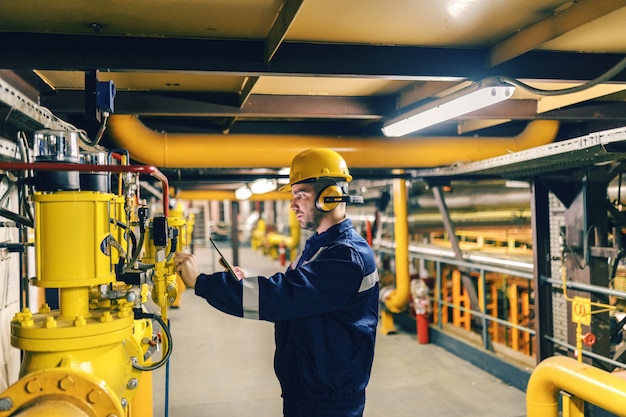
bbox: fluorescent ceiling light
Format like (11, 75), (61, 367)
(277, 167), (290, 186)
(382, 78), (515, 137)
(235, 186), (252, 200)
(249, 178), (277, 194)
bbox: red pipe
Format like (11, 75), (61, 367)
(0, 162), (170, 217)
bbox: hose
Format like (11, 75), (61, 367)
(132, 312), (173, 372)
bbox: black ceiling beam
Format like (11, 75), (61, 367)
(264, 0), (304, 63)
(2, 32), (626, 82)
(164, 169), (411, 186)
(43, 88), (626, 123)
(42, 91), (391, 119)
(542, 102), (626, 120)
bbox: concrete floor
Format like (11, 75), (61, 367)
(152, 244), (527, 417)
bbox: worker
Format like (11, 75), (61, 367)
(174, 148), (379, 417)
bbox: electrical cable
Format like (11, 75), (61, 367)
(83, 111), (110, 147)
(499, 56), (626, 96)
(124, 221), (147, 272)
(17, 131), (34, 225)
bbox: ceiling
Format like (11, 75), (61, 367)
(1, 0), (626, 194)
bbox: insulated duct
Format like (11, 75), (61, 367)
(107, 115), (559, 169)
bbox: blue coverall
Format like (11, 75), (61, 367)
(194, 219), (380, 417)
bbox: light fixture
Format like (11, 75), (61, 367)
(277, 167), (290, 187)
(235, 186), (252, 200)
(382, 77), (516, 137)
(249, 178), (277, 194)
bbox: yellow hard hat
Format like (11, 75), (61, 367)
(279, 148), (352, 192)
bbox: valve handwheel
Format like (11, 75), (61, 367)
(582, 332), (597, 346)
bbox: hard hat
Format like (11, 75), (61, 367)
(279, 148), (352, 192)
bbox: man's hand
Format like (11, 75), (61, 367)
(232, 266), (246, 280)
(174, 252), (200, 288)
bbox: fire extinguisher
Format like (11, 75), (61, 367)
(411, 278), (431, 344)
(279, 241), (286, 266)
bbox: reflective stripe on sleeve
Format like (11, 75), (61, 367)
(242, 276), (261, 319)
(359, 269), (379, 293)
(301, 247), (326, 266)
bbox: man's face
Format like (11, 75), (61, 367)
(290, 182), (324, 231)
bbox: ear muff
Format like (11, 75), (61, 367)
(315, 183), (365, 212)
(316, 185), (344, 212)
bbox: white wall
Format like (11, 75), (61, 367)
(0, 181), (25, 391)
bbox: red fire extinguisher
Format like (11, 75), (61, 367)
(411, 278), (431, 344)
(279, 241), (286, 266)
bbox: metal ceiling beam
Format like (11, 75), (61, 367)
(394, 81), (462, 110)
(264, 0), (304, 63)
(42, 89), (626, 122)
(41, 91), (391, 119)
(541, 101), (626, 120)
(2, 33), (626, 82)
(487, 0), (626, 67)
(238, 76), (259, 107)
(228, 76), (261, 133)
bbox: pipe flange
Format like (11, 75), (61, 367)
(0, 368), (124, 417)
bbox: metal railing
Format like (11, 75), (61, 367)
(376, 239), (535, 353)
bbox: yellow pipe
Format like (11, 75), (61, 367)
(58, 287), (89, 320)
(108, 115), (559, 169)
(384, 173), (411, 313)
(527, 355), (626, 417)
(174, 190), (292, 201)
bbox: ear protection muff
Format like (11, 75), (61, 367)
(315, 184), (365, 212)
(316, 184), (344, 212)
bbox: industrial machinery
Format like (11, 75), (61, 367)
(0, 129), (188, 417)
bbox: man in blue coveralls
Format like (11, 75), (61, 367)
(175, 148), (379, 417)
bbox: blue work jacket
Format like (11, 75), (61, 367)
(194, 219), (379, 415)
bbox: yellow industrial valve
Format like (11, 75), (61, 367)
(6, 188), (155, 416)
(1, 150), (175, 417)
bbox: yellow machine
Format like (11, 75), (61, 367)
(0, 132), (182, 417)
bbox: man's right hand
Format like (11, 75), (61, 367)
(174, 252), (200, 288)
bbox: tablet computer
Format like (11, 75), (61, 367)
(209, 237), (239, 280)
